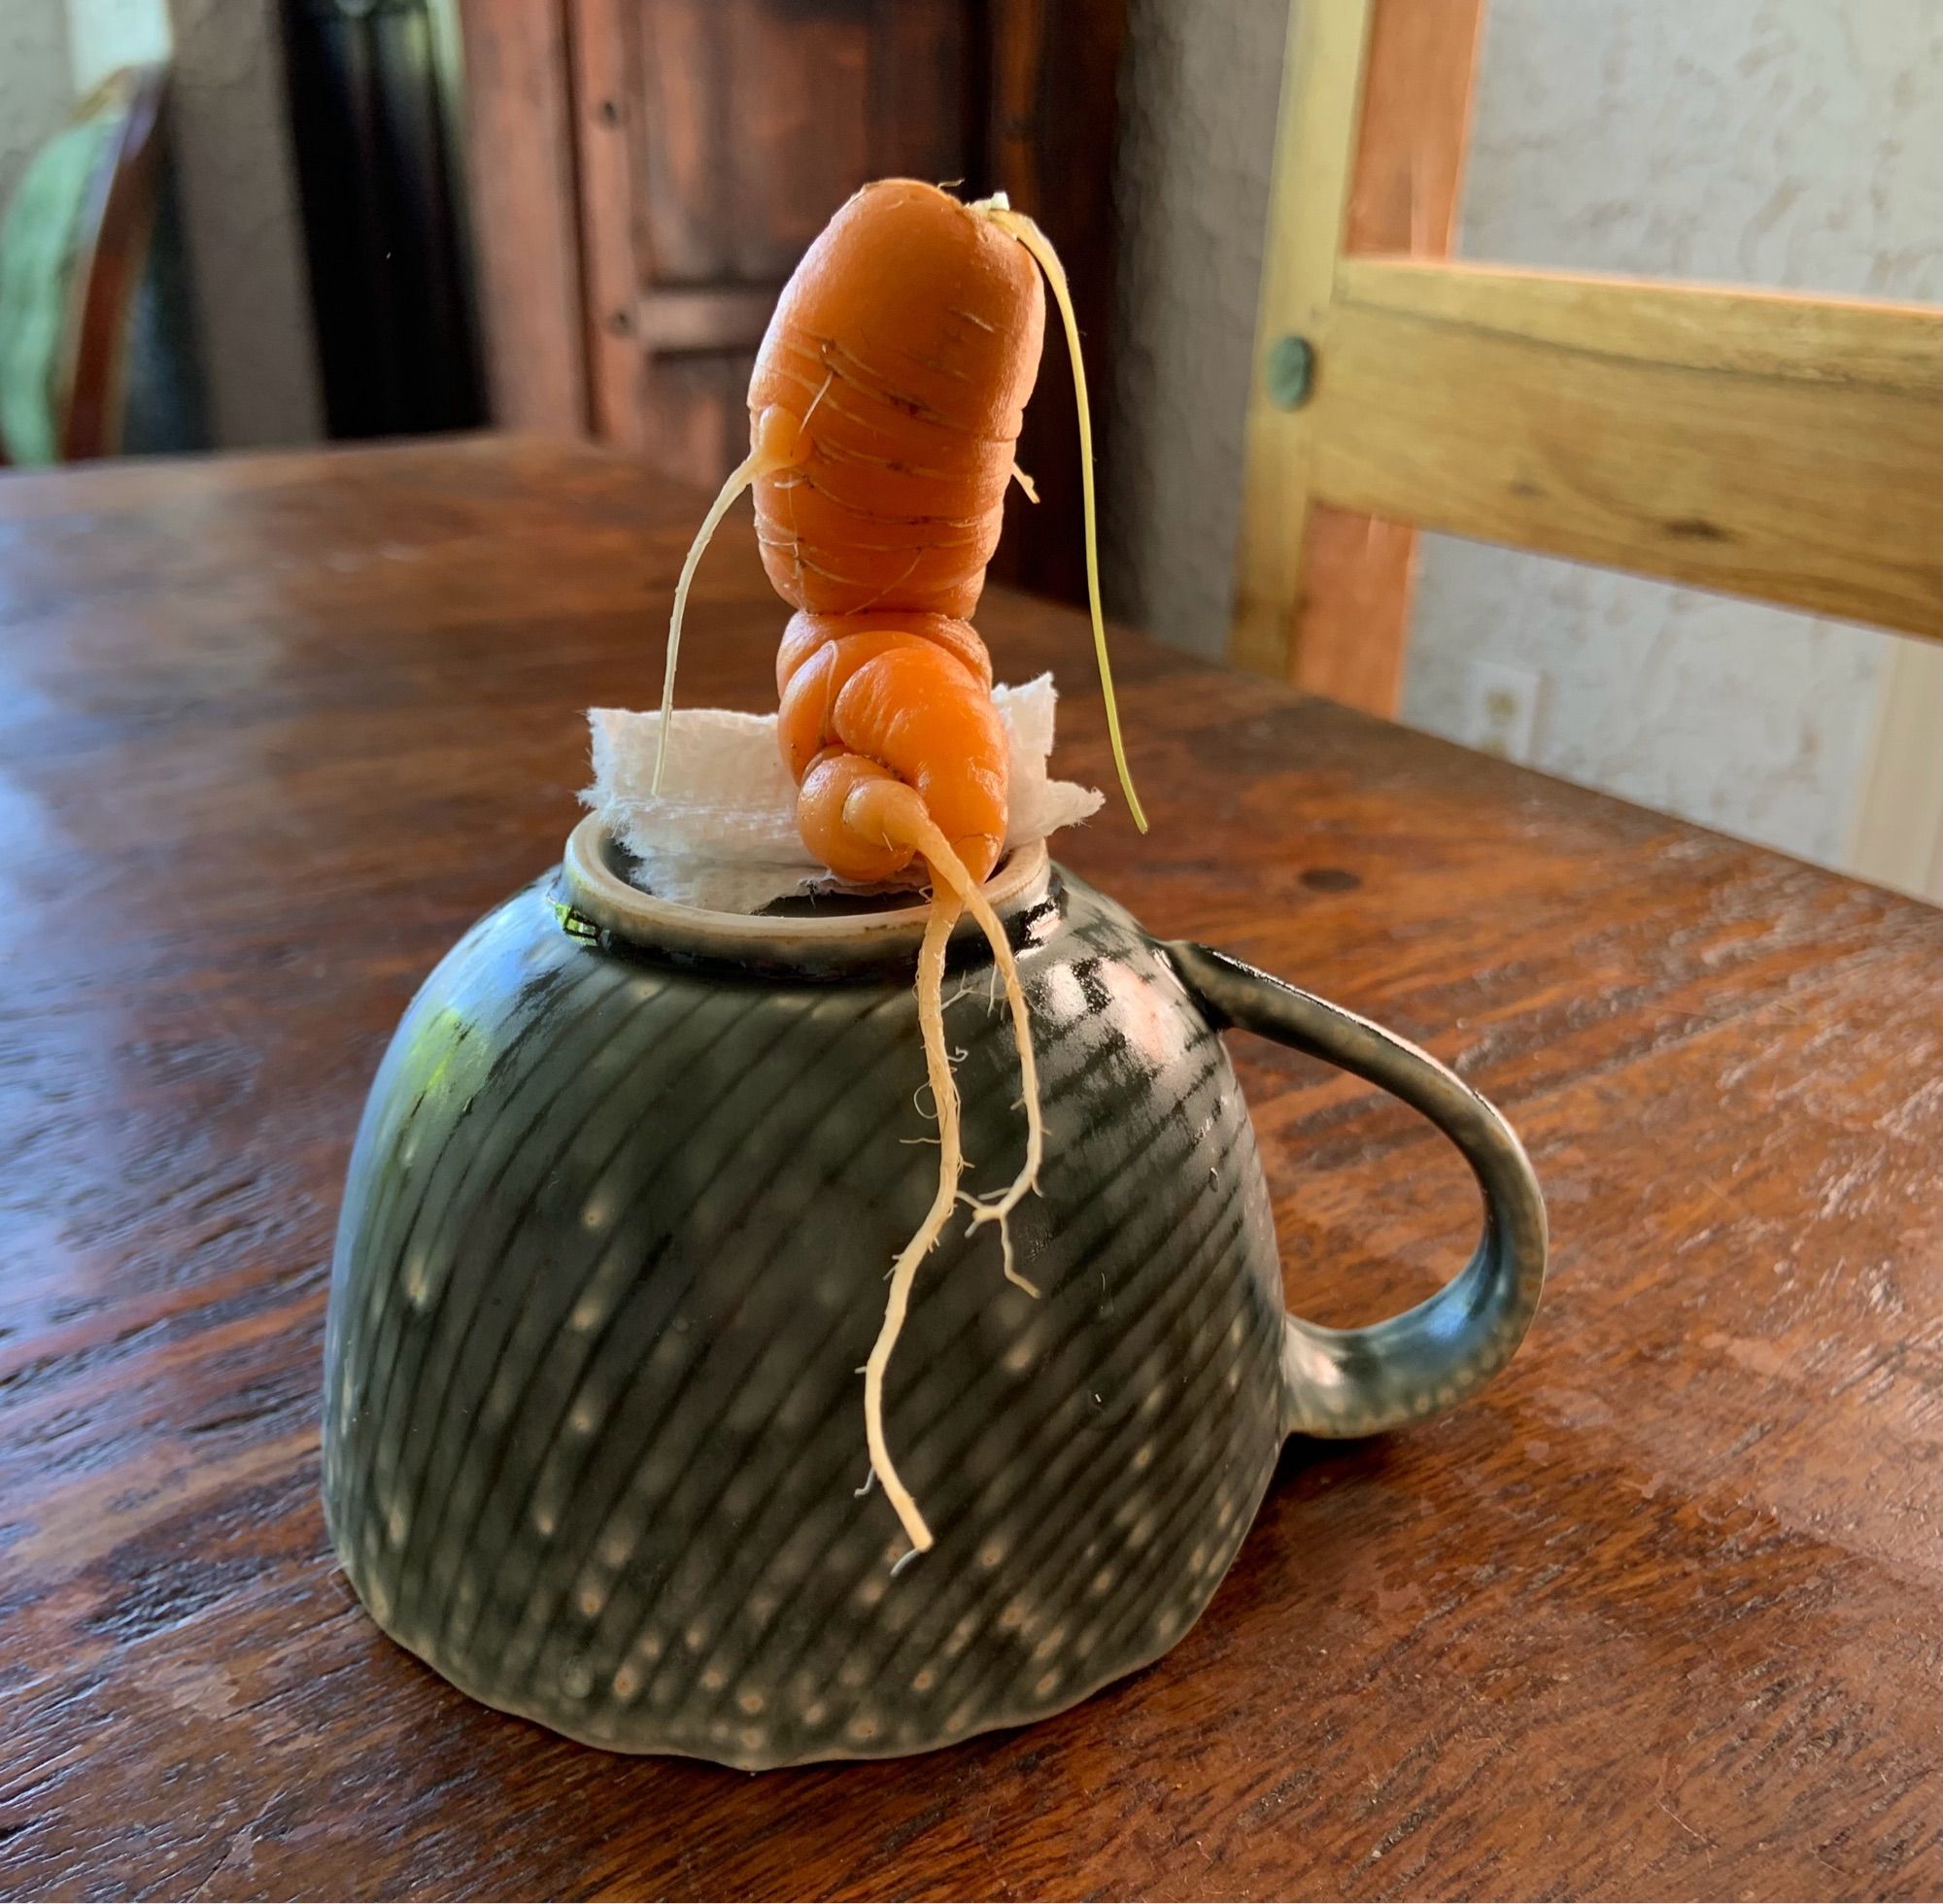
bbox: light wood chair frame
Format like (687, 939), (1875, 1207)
(1231, 0), (1943, 716)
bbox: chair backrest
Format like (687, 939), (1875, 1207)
(0, 64), (170, 467)
(1230, 0), (1943, 714)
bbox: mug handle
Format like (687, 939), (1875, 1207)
(1166, 941), (1548, 1438)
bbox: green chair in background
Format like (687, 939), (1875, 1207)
(0, 64), (205, 465)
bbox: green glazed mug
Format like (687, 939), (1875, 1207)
(322, 821), (1545, 1768)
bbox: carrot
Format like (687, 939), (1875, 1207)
(653, 179), (1137, 1559)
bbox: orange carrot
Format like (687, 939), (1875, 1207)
(656, 180), (1138, 1558)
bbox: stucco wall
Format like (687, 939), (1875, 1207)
(163, 0), (324, 446)
(67, 0), (172, 92)
(1, 0), (76, 219)
(1104, 0), (1286, 656)
(1401, 0), (1943, 869)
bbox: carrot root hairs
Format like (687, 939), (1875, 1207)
(848, 778), (1046, 1561)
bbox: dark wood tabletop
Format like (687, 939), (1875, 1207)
(1, 437), (1935, 1902)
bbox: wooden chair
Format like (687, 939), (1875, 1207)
(0, 64), (171, 466)
(1230, 0), (1943, 714)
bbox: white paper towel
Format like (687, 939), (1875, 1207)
(584, 673), (1103, 913)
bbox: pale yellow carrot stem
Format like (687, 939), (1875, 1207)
(979, 201), (1148, 834)
(652, 445), (770, 796)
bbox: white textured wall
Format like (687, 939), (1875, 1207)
(67, 0), (173, 92)
(1, 0), (76, 218)
(1, 0), (174, 231)
(1104, 0), (1286, 657)
(1401, 0), (1943, 870)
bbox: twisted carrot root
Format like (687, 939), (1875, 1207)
(840, 777), (1043, 1554)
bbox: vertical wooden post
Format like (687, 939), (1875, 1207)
(454, 0), (590, 436)
(1231, 0), (1484, 711)
(983, 0), (1128, 605)
(1849, 639), (1943, 901)
(568, 0), (648, 452)
(1230, 0), (1374, 681)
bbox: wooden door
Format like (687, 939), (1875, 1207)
(572, 0), (969, 483)
(459, 0), (1124, 602)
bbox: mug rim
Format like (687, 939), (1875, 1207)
(560, 814), (1054, 970)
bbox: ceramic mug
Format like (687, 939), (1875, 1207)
(322, 821), (1545, 1768)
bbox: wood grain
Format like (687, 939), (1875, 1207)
(569, 0), (646, 454)
(1230, 0), (1371, 682)
(979, 0), (1129, 605)
(1, 438), (1937, 1900)
(1265, 0), (1483, 712)
(1312, 259), (1943, 638)
(460, 0), (1121, 604)
(1341, 0), (1482, 257)
(1231, 0), (1941, 691)
(1283, 505), (1418, 713)
(454, 0), (588, 435)
(574, 0), (983, 486)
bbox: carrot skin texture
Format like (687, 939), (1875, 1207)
(775, 609), (992, 701)
(781, 621), (1007, 886)
(751, 181), (1038, 889)
(750, 180), (1044, 626)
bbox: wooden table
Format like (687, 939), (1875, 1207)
(2, 438), (1935, 1901)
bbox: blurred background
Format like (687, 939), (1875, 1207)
(3, 0), (1937, 896)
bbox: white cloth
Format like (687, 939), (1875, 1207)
(584, 673), (1103, 913)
